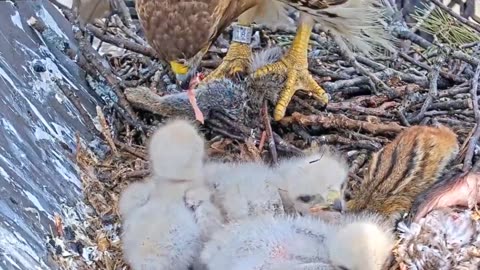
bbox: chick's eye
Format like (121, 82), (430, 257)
(337, 266), (350, 270)
(297, 195), (313, 203)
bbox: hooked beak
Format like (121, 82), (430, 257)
(309, 190), (344, 213)
(170, 60), (194, 90)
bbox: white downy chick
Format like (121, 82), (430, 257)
(203, 149), (349, 222)
(204, 161), (285, 223)
(273, 150), (350, 215)
(119, 119), (220, 270)
(200, 215), (332, 270)
(327, 212), (396, 270)
(200, 212), (394, 270)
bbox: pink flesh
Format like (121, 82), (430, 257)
(187, 73), (205, 124)
(413, 173), (480, 222)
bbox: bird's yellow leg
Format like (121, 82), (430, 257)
(253, 16), (329, 121)
(202, 8), (256, 83)
(202, 41), (252, 82)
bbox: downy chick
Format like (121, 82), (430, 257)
(204, 161), (284, 223)
(347, 125), (459, 219)
(274, 149), (349, 215)
(200, 212), (395, 270)
(204, 149), (349, 222)
(119, 119), (221, 270)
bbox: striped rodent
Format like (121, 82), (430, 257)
(346, 125), (459, 219)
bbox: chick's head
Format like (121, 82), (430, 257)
(148, 119), (205, 181)
(276, 151), (349, 215)
(328, 213), (395, 270)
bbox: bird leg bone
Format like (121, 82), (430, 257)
(252, 15), (329, 121)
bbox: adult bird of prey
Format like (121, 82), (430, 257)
(76, 0), (394, 121)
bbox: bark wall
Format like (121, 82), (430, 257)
(0, 1), (101, 269)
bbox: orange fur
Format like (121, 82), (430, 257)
(347, 125), (459, 217)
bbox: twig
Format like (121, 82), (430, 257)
(392, 25), (480, 66)
(409, 54), (444, 123)
(349, 152), (369, 175)
(96, 106), (118, 155)
(113, 0), (135, 31)
(86, 24), (156, 58)
(314, 135), (381, 151)
(280, 112), (405, 135)
(430, 0), (480, 34)
(410, 99), (473, 111)
(323, 68), (429, 93)
(112, 15), (147, 46)
(463, 63), (480, 171)
(258, 131), (267, 153)
(114, 140), (147, 160)
(72, 27), (147, 131)
(262, 101), (278, 165)
(327, 101), (397, 117)
(120, 169), (150, 180)
(332, 35), (393, 95)
(272, 133), (303, 156)
(398, 51), (465, 83)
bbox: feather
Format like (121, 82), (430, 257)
(250, 0), (295, 29)
(278, 0), (396, 55)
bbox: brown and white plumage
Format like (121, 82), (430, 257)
(74, 0), (394, 120)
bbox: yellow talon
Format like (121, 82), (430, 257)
(202, 42), (252, 83)
(253, 19), (329, 121)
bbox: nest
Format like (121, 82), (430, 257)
(32, 2), (480, 270)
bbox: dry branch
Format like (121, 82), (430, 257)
(280, 112), (405, 135)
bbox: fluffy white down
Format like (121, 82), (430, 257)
(148, 119), (205, 181)
(201, 213), (394, 270)
(118, 119), (217, 270)
(118, 179), (154, 219)
(204, 161), (285, 222)
(200, 215), (331, 270)
(275, 151), (349, 214)
(121, 193), (203, 270)
(327, 214), (395, 270)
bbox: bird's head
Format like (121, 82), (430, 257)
(327, 213), (395, 270)
(170, 47), (207, 91)
(170, 60), (194, 90)
(277, 151), (349, 215)
(148, 119), (205, 182)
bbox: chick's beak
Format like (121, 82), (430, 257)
(309, 190), (344, 213)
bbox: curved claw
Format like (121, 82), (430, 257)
(252, 20), (329, 121)
(253, 59), (329, 121)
